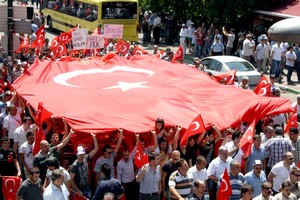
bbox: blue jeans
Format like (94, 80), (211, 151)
(271, 60), (281, 78)
(194, 44), (203, 58)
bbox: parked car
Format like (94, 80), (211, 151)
(201, 56), (261, 87)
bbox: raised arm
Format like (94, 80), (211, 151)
(172, 126), (182, 150)
(26, 102), (36, 119)
(89, 132), (99, 158)
(56, 128), (74, 151)
(114, 128), (123, 154)
(148, 130), (158, 151)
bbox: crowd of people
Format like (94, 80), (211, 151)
(1, 6), (300, 200)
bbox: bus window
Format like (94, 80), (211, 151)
(102, 2), (137, 19)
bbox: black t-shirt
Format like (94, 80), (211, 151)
(162, 160), (177, 189)
(186, 144), (198, 165)
(33, 146), (56, 184)
(0, 147), (17, 176)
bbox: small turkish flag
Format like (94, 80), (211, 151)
(218, 168), (232, 200)
(134, 143), (148, 168)
(213, 70), (236, 85)
(16, 37), (29, 53)
(254, 75), (271, 96)
(172, 46), (183, 63)
(116, 40), (130, 56)
(1, 176), (22, 200)
(156, 50), (165, 59)
(285, 106), (298, 133)
(31, 25), (45, 49)
(133, 46), (148, 55)
(180, 114), (206, 146)
(240, 121), (256, 157)
(33, 102), (52, 156)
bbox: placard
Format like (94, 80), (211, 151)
(72, 28), (88, 50)
(86, 35), (104, 49)
(104, 24), (123, 39)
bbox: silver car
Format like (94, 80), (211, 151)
(201, 56), (262, 87)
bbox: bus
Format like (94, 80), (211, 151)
(41, 0), (139, 41)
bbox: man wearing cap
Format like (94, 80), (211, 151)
(222, 27), (235, 55)
(187, 22), (195, 53)
(70, 132), (98, 199)
(179, 23), (188, 55)
(241, 34), (254, 62)
(244, 160), (267, 198)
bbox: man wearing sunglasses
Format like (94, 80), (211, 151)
(253, 181), (274, 200)
(267, 151), (295, 195)
(287, 167), (300, 198)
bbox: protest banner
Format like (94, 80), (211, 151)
(86, 35), (104, 49)
(103, 24), (123, 39)
(72, 28), (88, 50)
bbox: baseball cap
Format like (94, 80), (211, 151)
(182, 23), (185, 27)
(76, 146), (86, 156)
(253, 160), (262, 166)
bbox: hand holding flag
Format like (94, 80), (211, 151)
(180, 114), (206, 146)
(217, 168), (232, 200)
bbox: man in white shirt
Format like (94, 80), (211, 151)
(187, 155), (208, 187)
(270, 42), (284, 80)
(286, 46), (297, 84)
(222, 27), (235, 55)
(207, 146), (232, 200)
(241, 34), (254, 62)
(14, 116), (35, 154)
(187, 22), (195, 53)
(43, 169), (69, 200)
(179, 23), (188, 55)
(19, 132), (35, 178)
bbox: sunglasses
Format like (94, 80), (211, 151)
(288, 157), (295, 160)
(107, 151), (113, 154)
(293, 173), (300, 177)
(263, 187), (272, 190)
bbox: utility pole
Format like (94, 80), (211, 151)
(7, 0), (13, 58)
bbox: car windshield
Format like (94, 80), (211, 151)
(225, 61), (255, 72)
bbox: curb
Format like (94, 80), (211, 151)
(278, 85), (300, 94)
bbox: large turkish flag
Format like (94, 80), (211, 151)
(12, 54), (292, 146)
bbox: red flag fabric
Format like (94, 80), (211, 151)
(133, 46), (148, 55)
(240, 121), (256, 157)
(254, 75), (271, 96)
(63, 25), (78, 43)
(1, 176), (22, 200)
(172, 46), (183, 63)
(218, 168), (232, 200)
(134, 143), (148, 168)
(116, 40), (130, 56)
(50, 36), (60, 53)
(180, 114), (206, 146)
(15, 38), (29, 53)
(53, 40), (68, 59)
(104, 38), (110, 49)
(285, 106), (298, 133)
(73, 190), (89, 200)
(156, 50), (165, 59)
(31, 25), (45, 49)
(213, 70), (237, 85)
(33, 102), (52, 155)
(12, 55), (292, 147)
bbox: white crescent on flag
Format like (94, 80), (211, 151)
(259, 88), (267, 96)
(52, 40), (58, 47)
(261, 80), (268, 86)
(176, 50), (181, 57)
(221, 178), (228, 192)
(53, 65), (155, 88)
(136, 150), (141, 160)
(57, 45), (64, 54)
(191, 121), (200, 131)
(5, 178), (16, 189)
(120, 45), (126, 52)
(136, 50), (143, 55)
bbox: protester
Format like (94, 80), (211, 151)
(273, 180), (297, 200)
(16, 168), (43, 200)
(92, 163), (124, 200)
(43, 169), (69, 200)
(136, 152), (161, 200)
(70, 132), (98, 199)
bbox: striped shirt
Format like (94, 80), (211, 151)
(169, 170), (193, 199)
(218, 172), (245, 200)
(265, 136), (295, 168)
(291, 137), (300, 165)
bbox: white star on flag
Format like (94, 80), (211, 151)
(103, 81), (151, 92)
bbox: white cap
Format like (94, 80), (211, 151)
(76, 146), (86, 156)
(253, 160), (262, 166)
(182, 23), (185, 27)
